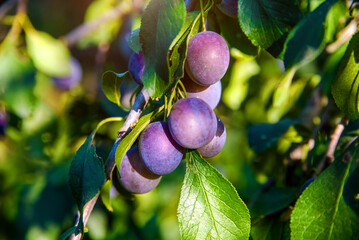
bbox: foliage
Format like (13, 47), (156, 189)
(1, 0), (359, 240)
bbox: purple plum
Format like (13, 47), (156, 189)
(128, 51), (145, 85)
(53, 57), (82, 90)
(198, 117), (226, 157)
(119, 146), (161, 194)
(185, 31), (229, 86)
(168, 98), (217, 149)
(217, 0), (238, 18)
(139, 121), (184, 175)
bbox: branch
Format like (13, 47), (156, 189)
(0, 0), (17, 20)
(316, 117), (348, 174)
(69, 88), (149, 240)
(62, 1), (132, 47)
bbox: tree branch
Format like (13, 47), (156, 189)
(62, 1), (132, 47)
(316, 117), (348, 174)
(0, 0), (17, 20)
(69, 88), (149, 240)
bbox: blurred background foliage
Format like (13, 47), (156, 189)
(0, 0), (356, 239)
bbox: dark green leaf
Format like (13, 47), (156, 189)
(249, 187), (297, 218)
(251, 215), (290, 240)
(69, 131), (105, 212)
(332, 32), (359, 119)
(237, 0), (302, 48)
(140, 0), (186, 98)
(128, 28), (141, 54)
(248, 119), (296, 153)
(25, 29), (71, 76)
(101, 71), (131, 109)
(290, 154), (359, 239)
(283, 0), (338, 69)
(178, 151), (250, 240)
(215, 8), (258, 56)
(115, 112), (152, 169)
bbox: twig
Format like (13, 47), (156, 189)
(62, 1), (132, 47)
(326, 18), (358, 53)
(0, 0), (17, 20)
(69, 88), (149, 240)
(316, 117), (348, 174)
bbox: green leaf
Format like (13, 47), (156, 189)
(58, 226), (77, 240)
(249, 187), (298, 219)
(114, 112), (153, 169)
(140, 0), (186, 98)
(248, 119), (296, 153)
(283, 0), (338, 69)
(332, 32), (359, 119)
(251, 215), (290, 240)
(273, 67), (296, 107)
(25, 29), (71, 76)
(215, 8), (258, 56)
(101, 71), (132, 109)
(69, 131), (105, 212)
(178, 151), (250, 240)
(69, 117), (122, 229)
(168, 12), (198, 88)
(100, 180), (113, 212)
(78, 0), (122, 47)
(237, 0), (302, 49)
(290, 156), (359, 239)
(128, 28), (141, 54)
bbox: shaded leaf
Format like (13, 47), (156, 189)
(290, 150), (359, 240)
(128, 28), (141, 54)
(248, 119), (296, 153)
(58, 226), (77, 240)
(101, 71), (131, 109)
(140, 0), (186, 98)
(26, 30), (71, 76)
(178, 151), (250, 240)
(283, 0), (338, 69)
(332, 32), (359, 119)
(237, 0), (302, 48)
(251, 214), (290, 240)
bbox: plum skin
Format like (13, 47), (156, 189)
(119, 146), (161, 194)
(185, 80), (222, 109)
(217, 0), (238, 18)
(53, 57), (82, 90)
(168, 98), (217, 149)
(198, 117), (226, 158)
(139, 121), (184, 175)
(128, 51), (145, 85)
(185, 31), (229, 86)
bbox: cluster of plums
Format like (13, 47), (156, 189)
(118, 30), (229, 194)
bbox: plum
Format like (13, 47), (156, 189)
(139, 121), (184, 175)
(198, 117), (226, 157)
(119, 146), (161, 194)
(128, 51), (144, 85)
(217, 0), (238, 18)
(185, 31), (229, 86)
(168, 98), (217, 149)
(53, 57), (82, 90)
(185, 80), (222, 109)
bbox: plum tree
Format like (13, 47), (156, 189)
(198, 117), (226, 157)
(139, 121), (184, 175)
(217, 0), (238, 18)
(52, 57), (82, 90)
(119, 146), (161, 194)
(168, 98), (217, 149)
(128, 51), (145, 85)
(185, 31), (229, 86)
